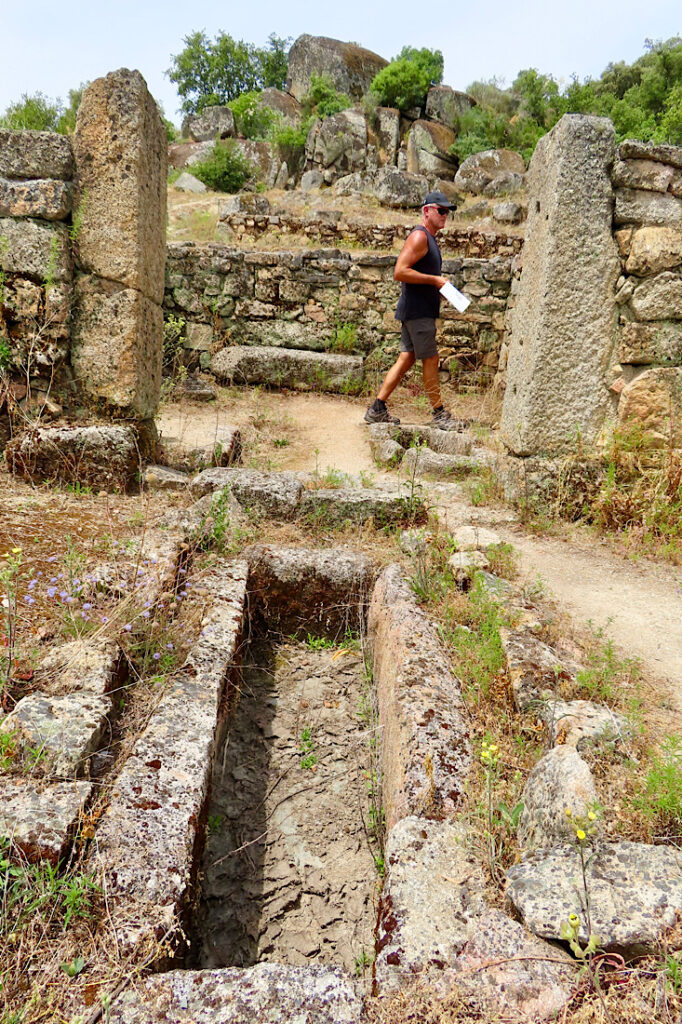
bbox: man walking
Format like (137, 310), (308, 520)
(365, 190), (461, 429)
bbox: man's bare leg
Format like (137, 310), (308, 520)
(422, 355), (441, 410)
(377, 352), (416, 402)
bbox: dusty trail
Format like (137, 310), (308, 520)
(159, 391), (682, 717)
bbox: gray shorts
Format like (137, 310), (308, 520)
(400, 318), (438, 359)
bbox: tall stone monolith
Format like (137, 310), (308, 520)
(71, 69), (167, 419)
(500, 115), (620, 455)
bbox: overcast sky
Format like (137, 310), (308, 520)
(1, 0), (680, 123)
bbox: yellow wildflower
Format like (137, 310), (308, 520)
(576, 829), (586, 841)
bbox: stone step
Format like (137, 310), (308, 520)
(211, 344), (364, 394)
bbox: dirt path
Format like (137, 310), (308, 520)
(158, 391), (682, 717)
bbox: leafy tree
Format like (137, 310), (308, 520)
(168, 31), (292, 115)
(370, 46), (443, 112)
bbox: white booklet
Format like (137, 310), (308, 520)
(440, 280), (471, 313)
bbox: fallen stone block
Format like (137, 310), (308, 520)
(211, 344), (364, 394)
(447, 909), (576, 1020)
(1, 777), (91, 864)
(448, 550), (489, 583)
(5, 424), (140, 491)
(244, 544), (376, 636)
(368, 564), (471, 828)
(501, 628), (573, 712)
(401, 447), (482, 479)
(142, 465), (191, 491)
(89, 562), (248, 953)
(1, 691), (110, 779)
(517, 746), (598, 852)
(0, 129), (74, 180)
(37, 639), (119, 697)
(368, 428), (404, 467)
(540, 698), (631, 750)
(389, 424), (474, 455)
(173, 171), (207, 193)
(0, 177), (74, 220)
(108, 964), (363, 1023)
(191, 468), (303, 519)
(160, 427), (242, 473)
(375, 816), (486, 989)
(452, 524), (502, 551)
(507, 841), (682, 955)
(170, 375), (218, 401)
(299, 487), (424, 527)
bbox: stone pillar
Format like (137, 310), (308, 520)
(500, 115), (620, 455)
(71, 69), (167, 420)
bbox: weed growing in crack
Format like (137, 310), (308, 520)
(636, 735), (682, 837)
(299, 724), (317, 770)
(574, 625), (640, 703)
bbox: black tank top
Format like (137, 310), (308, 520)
(395, 225), (442, 321)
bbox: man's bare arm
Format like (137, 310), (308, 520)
(394, 230), (447, 289)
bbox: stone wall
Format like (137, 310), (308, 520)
(611, 140), (682, 447)
(164, 243), (513, 385)
(0, 69), (166, 440)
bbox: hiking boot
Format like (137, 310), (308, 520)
(364, 404), (400, 425)
(430, 408), (468, 431)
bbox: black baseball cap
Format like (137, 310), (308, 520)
(423, 190), (456, 209)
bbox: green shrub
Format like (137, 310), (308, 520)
(638, 735), (682, 831)
(304, 74), (352, 118)
(229, 90), (276, 139)
(270, 120), (310, 172)
(191, 139), (254, 192)
(370, 48), (443, 112)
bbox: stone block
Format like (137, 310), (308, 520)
(630, 271), (682, 320)
(89, 564), (247, 952)
(183, 322), (213, 351)
(368, 564), (471, 828)
(493, 201), (523, 223)
(0, 177), (73, 220)
(71, 275), (162, 418)
(0, 217), (71, 280)
(615, 188), (682, 226)
(142, 465), (190, 490)
(243, 544), (375, 636)
(619, 321), (682, 365)
(173, 172), (207, 194)
(618, 367), (682, 447)
(5, 423), (140, 490)
(401, 447), (483, 479)
(618, 139), (682, 169)
(611, 158), (675, 192)
(211, 344), (364, 394)
(626, 225), (682, 275)
(38, 640), (119, 697)
(375, 817), (486, 989)
(0, 778), (91, 864)
(449, 910), (575, 1020)
(517, 746), (598, 851)
(2, 691), (110, 779)
(108, 965), (363, 1024)
(455, 149), (525, 194)
(501, 116), (620, 455)
(299, 487), (423, 528)
(191, 467), (303, 519)
(452, 524), (502, 551)
(507, 841), (682, 955)
(73, 69), (167, 304)
(501, 628), (573, 712)
(0, 130), (74, 180)
(540, 698), (631, 750)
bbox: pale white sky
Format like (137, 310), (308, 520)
(1, 0), (680, 124)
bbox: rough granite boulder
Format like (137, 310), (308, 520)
(375, 817), (486, 989)
(500, 115), (620, 456)
(425, 85), (476, 130)
(0, 178), (73, 220)
(612, 158), (676, 193)
(211, 345), (363, 394)
(0, 129), (74, 180)
(455, 149), (524, 194)
(0, 217), (71, 280)
(305, 109), (368, 180)
(260, 88), (302, 125)
(374, 107), (400, 165)
(108, 965), (363, 1024)
(614, 188), (682, 227)
(452, 524), (502, 551)
(372, 166), (429, 207)
(172, 172), (207, 194)
(625, 226), (682, 275)
(186, 106), (235, 142)
(6, 423), (140, 490)
(517, 746), (599, 851)
(368, 564), (471, 828)
(243, 544), (376, 636)
(619, 321), (682, 366)
(286, 34), (387, 103)
(1, 778), (92, 864)
(406, 120), (458, 178)
(73, 68), (167, 304)
(507, 841), (682, 954)
(501, 628), (573, 712)
(448, 909), (576, 1021)
(540, 698), (631, 750)
(618, 367), (682, 447)
(190, 467), (303, 519)
(630, 272), (682, 320)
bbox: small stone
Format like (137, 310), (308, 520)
(540, 698), (631, 750)
(0, 778), (91, 864)
(448, 550), (489, 576)
(142, 465), (190, 491)
(517, 746), (598, 851)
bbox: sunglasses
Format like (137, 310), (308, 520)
(430, 205), (450, 215)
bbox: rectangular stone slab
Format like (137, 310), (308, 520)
(89, 562), (248, 952)
(1, 778), (91, 863)
(0, 130), (74, 180)
(0, 177), (74, 220)
(0, 217), (72, 281)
